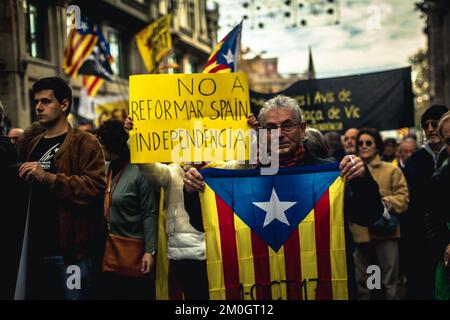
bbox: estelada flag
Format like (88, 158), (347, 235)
(203, 22), (242, 73)
(63, 16), (98, 78)
(199, 164), (348, 300)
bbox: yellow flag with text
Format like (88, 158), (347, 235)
(136, 15), (172, 73)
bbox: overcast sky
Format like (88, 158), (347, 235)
(217, 0), (427, 78)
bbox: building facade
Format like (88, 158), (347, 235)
(0, 0), (219, 128)
(239, 55), (307, 93)
(418, 0), (450, 106)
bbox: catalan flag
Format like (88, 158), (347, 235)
(78, 23), (114, 81)
(199, 164), (348, 300)
(203, 22), (242, 73)
(63, 17), (98, 78)
(155, 188), (184, 300)
(82, 75), (103, 98)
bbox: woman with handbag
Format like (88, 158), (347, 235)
(96, 120), (158, 299)
(350, 128), (409, 300)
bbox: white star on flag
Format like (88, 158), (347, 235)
(81, 22), (89, 32)
(222, 49), (234, 64)
(252, 188), (297, 227)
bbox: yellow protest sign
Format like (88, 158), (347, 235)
(129, 72), (252, 163)
(136, 15), (172, 73)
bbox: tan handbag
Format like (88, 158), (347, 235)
(102, 232), (145, 278)
(102, 164), (146, 278)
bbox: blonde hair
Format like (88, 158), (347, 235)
(438, 111), (450, 137)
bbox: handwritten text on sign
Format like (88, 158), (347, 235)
(129, 72), (251, 163)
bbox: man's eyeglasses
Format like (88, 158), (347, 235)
(424, 120), (439, 129)
(358, 140), (374, 147)
(263, 122), (299, 133)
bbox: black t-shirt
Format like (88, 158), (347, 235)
(29, 133), (66, 256)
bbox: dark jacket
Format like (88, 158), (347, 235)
(403, 146), (448, 240)
(26, 125), (106, 264)
(296, 147), (383, 228)
(0, 136), (27, 299)
(428, 158), (450, 255)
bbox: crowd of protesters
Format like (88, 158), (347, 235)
(0, 76), (449, 300)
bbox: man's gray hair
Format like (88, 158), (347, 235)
(258, 95), (303, 127)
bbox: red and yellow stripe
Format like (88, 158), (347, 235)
(200, 177), (348, 300)
(82, 75), (103, 97)
(202, 39), (232, 74)
(63, 29), (97, 78)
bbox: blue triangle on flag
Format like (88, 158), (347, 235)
(202, 165), (340, 252)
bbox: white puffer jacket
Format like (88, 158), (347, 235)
(138, 163), (205, 261)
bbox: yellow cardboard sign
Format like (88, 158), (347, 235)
(129, 72), (251, 163)
(136, 15), (172, 73)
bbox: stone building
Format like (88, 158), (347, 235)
(0, 0), (219, 128)
(239, 55), (307, 93)
(417, 0), (450, 106)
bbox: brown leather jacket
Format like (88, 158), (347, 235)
(27, 124), (106, 263)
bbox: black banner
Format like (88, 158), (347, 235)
(250, 67), (414, 132)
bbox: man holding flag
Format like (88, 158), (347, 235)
(184, 95), (384, 300)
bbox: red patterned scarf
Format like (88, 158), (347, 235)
(279, 145), (306, 168)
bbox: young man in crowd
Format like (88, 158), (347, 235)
(18, 77), (106, 299)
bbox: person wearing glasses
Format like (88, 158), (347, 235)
(185, 95), (384, 300)
(403, 104), (449, 299)
(351, 128), (409, 300)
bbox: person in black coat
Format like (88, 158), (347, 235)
(403, 104), (449, 299)
(0, 124), (27, 299)
(428, 112), (450, 282)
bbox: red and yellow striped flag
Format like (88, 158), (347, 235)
(203, 22), (242, 74)
(82, 75), (103, 97)
(63, 18), (98, 78)
(199, 165), (348, 300)
(155, 188), (184, 300)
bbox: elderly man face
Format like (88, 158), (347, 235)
(343, 128), (359, 155)
(7, 128), (24, 145)
(263, 108), (306, 161)
(398, 138), (417, 163)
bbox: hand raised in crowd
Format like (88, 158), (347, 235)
(18, 162), (46, 183)
(141, 253), (154, 274)
(339, 155), (366, 181)
(184, 167), (205, 193)
(444, 244), (450, 268)
(124, 115), (134, 135)
(247, 113), (261, 130)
